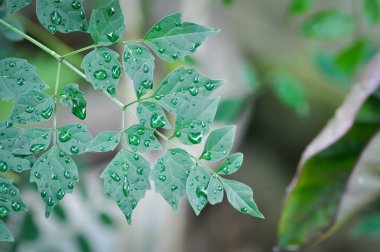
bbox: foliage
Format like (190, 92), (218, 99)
(0, 0), (263, 242)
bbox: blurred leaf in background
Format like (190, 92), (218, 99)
(363, 0), (380, 24)
(289, 0), (314, 15)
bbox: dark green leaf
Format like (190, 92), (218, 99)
(0, 18), (24, 41)
(136, 102), (171, 130)
(144, 13), (219, 63)
(0, 149), (33, 173)
(123, 44), (155, 98)
(200, 126), (236, 161)
(364, 0), (380, 24)
(289, 0), (314, 15)
(124, 124), (162, 152)
(314, 51), (349, 85)
(0, 177), (28, 218)
(0, 58), (48, 101)
(88, 0), (125, 44)
(151, 148), (194, 211)
(186, 164), (211, 215)
(6, 0), (32, 13)
(57, 123), (92, 155)
(12, 128), (51, 155)
(100, 150), (151, 224)
(335, 39), (372, 74)
(36, 0), (87, 34)
(60, 83), (87, 120)
(86, 131), (120, 153)
(216, 152), (244, 175)
(215, 99), (246, 122)
(30, 146), (79, 217)
(155, 67), (224, 114)
(0, 220), (13, 242)
(207, 174), (223, 205)
(82, 48), (122, 96)
(10, 90), (55, 125)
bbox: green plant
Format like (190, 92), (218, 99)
(0, 0), (264, 242)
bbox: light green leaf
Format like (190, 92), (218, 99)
(364, 0), (380, 24)
(0, 177), (28, 218)
(136, 102), (171, 130)
(88, 0), (125, 44)
(10, 90), (54, 125)
(0, 123), (22, 151)
(0, 220), (13, 242)
(86, 131), (120, 153)
(215, 99), (246, 122)
(124, 124), (162, 152)
(36, 0), (87, 34)
(207, 174), (223, 205)
(57, 123), (92, 155)
(151, 149), (194, 211)
(216, 152), (244, 175)
(0, 58), (48, 101)
(100, 149), (151, 224)
(289, 0), (314, 15)
(82, 48), (122, 96)
(154, 67), (224, 114)
(220, 178), (264, 218)
(0, 18), (24, 41)
(60, 83), (87, 120)
(0, 149), (33, 173)
(174, 97), (220, 145)
(123, 44), (155, 98)
(30, 146), (79, 217)
(5, 0), (31, 13)
(301, 10), (354, 39)
(12, 128), (51, 155)
(186, 164), (211, 215)
(201, 126), (236, 161)
(335, 39), (370, 74)
(144, 13), (219, 63)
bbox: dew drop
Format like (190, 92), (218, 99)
(50, 11), (62, 25)
(128, 135), (140, 146)
(94, 69), (108, 80)
(150, 113), (166, 128)
(0, 161), (8, 172)
(30, 144), (45, 153)
(188, 131), (203, 144)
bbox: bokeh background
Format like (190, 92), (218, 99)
(1, 0), (380, 251)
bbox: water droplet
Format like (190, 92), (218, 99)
(70, 146), (79, 154)
(56, 188), (65, 200)
(154, 25), (161, 31)
(8, 61), (16, 67)
(106, 31), (119, 43)
(50, 11), (62, 25)
(128, 135), (140, 146)
(103, 52), (111, 63)
(71, 0), (81, 9)
(94, 69), (108, 80)
(158, 48), (166, 54)
(59, 131), (72, 142)
(144, 140), (150, 147)
(205, 82), (215, 91)
(135, 47), (142, 55)
(150, 113), (166, 128)
(111, 65), (121, 79)
(201, 151), (212, 161)
(11, 202), (21, 212)
(137, 128), (145, 135)
(0, 161), (8, 172)
(136, 167), (143, 175)
(171, 98), (178, 105)
(123, 179), (130, 197)
(47, 197), (55, 206)
(188, 86), (198, 96)
(172, 54), (178, 60)
(0, 205), (9, 217)
(64, 170), (70, 179)
(107, 7), (116, 16)
(143, 64), (149, 73)
(107, 86), (116, 95)
(190, 42), (201, 52)
(68, 182), (74, 190)
(110, 172), (120, 182)
(158, 175), (166, 181)
(30, 144), (45, 153)
(171, 185), (178, 191)
(240, 207), (248, 213)
(41, 106), (53, 119)
(48, 25), (57, 34)
(142, 80), (153, 89)
(188, 131), (203, 144)
(17, 77), (25, 86)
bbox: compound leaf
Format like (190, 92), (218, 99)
(123, 44), (155, 98)
(154, 67), (224, 114)
(207, 174), (224, 205)
(82, 48), (122, 96)
(57, 123), (92, 155)
(186, 164), (211, 215)
(151, 148), (193, 211)
(88, 0), (125, 44)
(174, 97), (219, 145)
(216, 152), (244, 175)
(220, 178), (264, 218)
(5, 0), (31, 13)
(200, 126), (236, 161)
(59, 83), (87, 120)
(144, 13), (219, 63)
(100, 149), (151, 224)
(36, 0), (87, 34)
(136, 102), (171, 130)
(30, 146), (79, 217)
(0, 58), (48, 101)
(12, 128), (51, 155)
(86, 131), (120, 153)
(10, 91), (54, 125)
(0, 177), (28, 218)
(124, 124), (162, 152)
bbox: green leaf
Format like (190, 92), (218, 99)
(215, 99), (246, 122)
(220, 178), (264, 218)
(144, 13), (219, 63)
(207, 174), (223, 205)
(151, 148), (194, 211)
(100, 149), (151, 224)
(351, 213), (380, 237)
(123, 44), (155, 98)
(0, 122), (22, 151)
(364, 0), (380, 24)
(314, 51), (349, 86)
(271, 73), (308, 116)
(0, 220), (13, 242)
(136, 102), (171, 130)
(10, 90), (55, 125)
(88, 0), (125, 44)
(0, 149), (33, 173)
(0, 18), (24, 41)
(301, 10), (354, 39)
(174, 97), (220, 145)
(200, 126), (236, 161)
(289, 0), (314, 15)
(36, 0), (87, 34)
(30, 146), (79, 217)
(0, 58), (48, 101)
(12, 128), (51, 155)
(5, 0), (31, 13)
(82, 48), (122, 96)
(242, 62), (261, 94)
(86, 131), (120, 153)
(124, 124), (162, 152)
(57, 123), (92, 155)
(0, 177), (28, 218)
(216, 152), (244, 175)
(59, 83), (87, 120)
(155, 67), (223, 114)
(186, 164), (211, 215)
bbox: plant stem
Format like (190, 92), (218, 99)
(53, 62), (62, 144)
(62, 45), (96, 57)
(121, 39), (144, 45)
(121, 110), (126, 149)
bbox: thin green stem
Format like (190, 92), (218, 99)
(53, 61), (62, 144)
(62, 45), (96, 58)
(121, 39), (144, 45)
(121, 110), (126, 149)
